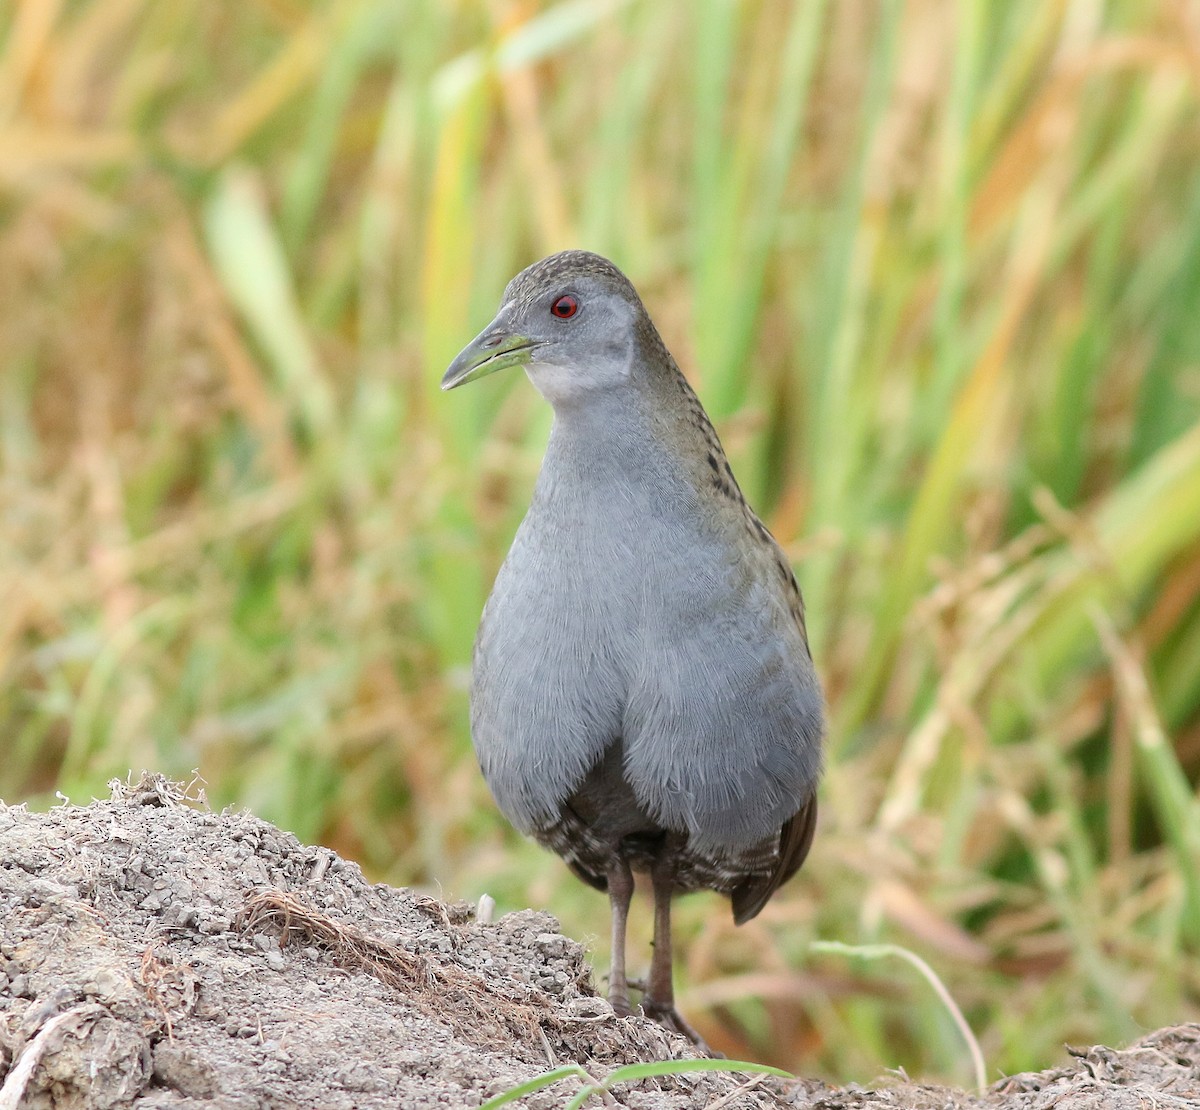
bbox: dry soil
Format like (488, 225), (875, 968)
(0, 774), (1197, 1109)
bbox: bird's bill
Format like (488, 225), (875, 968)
(441, 330), (538, 391)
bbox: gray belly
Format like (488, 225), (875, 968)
(470, 461), (822, 861)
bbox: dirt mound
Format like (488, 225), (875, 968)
(0, 775), (1196, 1109)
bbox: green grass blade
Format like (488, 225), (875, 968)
(478, 1065), (588, 1109)
(812, 940), (986, 1091)
(203, 167), (336, 441)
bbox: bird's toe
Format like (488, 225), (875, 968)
(641, 999), (716, 1055)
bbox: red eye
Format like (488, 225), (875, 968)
(551, 295), (578, 319)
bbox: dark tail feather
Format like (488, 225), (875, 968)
(730, 795), (818, 925)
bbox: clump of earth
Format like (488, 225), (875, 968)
(1, 774), (1196, 1109)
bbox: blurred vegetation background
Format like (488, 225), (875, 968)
(2, 0), (1200, 1086)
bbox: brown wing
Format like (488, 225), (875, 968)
(730, 794), (818, 925)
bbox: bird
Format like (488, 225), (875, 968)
(441, 250), (824, 1047)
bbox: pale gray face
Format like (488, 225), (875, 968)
(441, 251), (645, 408)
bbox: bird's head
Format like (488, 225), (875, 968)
(441, 251), (647, 407)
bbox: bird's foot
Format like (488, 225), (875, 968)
(608, 987), (633, 1017)
(641, 998), (716, 1056)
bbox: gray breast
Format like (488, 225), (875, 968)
(468, 409), (822, 853)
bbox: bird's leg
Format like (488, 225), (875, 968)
(642, 854), (712, 1053)
(606, 857), (634, 1016)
